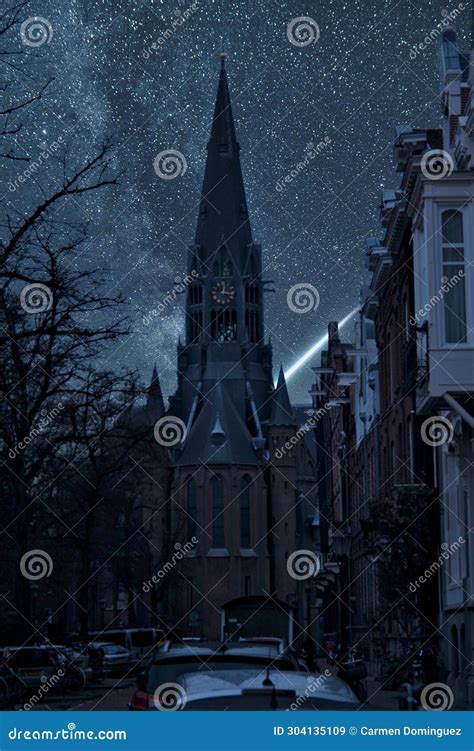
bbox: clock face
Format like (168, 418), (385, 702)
(211, 280), (236, 305)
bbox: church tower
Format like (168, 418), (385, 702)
(166, 59), (316, 641)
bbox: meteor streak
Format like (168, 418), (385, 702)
(284, 307), (359, 382)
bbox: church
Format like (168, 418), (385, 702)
(161, 57), (319, 642)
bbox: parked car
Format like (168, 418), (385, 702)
(0, 657), (24, 709)
(3, 647), (62, 692)
(3, 645), (92, 696)
(129, 643), (308, 710)
(89, 629), (163, 662)
(179, 668), (360, 710)
(89, 642), (138, 676)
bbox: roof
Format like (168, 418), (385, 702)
(194, 57), (252, 263)
(176, 381), (259, 466)
(268, 367), (296, 426)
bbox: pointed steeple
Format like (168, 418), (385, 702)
(211, 412), (226, 445)
(147, 364), (165, 419)
(195, 57), (252, 261)
(269, 366), (296, 426)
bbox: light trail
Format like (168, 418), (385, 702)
(284, 307), (360, 382)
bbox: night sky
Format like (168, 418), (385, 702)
(5, 0), (471, 402)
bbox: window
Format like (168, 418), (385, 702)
(211, 309), (237, 341)
(441, 210), (467, 343)
(187, 479), (197, 539)
(189, 285), (202, 306)
(189, 311), (202, 343)
(240, 476), (251, 548)
(211, 476), (224, 547)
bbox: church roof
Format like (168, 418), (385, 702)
(268, 366), (296, 426)
(194, 56), (252, 263)
(176, 381), (259, 466)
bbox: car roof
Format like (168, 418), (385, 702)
(155, 641), (290, 660)
(89, 641), (127, 649)
(180, 669), (358, 704)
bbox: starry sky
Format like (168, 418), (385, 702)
(4, 0), (472, 402)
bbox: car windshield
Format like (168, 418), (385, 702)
(131, 631), (155, 648)
(146, 657), (293, 692)
(9, 649), (53, 668)
(96, 633), (127, 648)
(102, 644), (127, 655)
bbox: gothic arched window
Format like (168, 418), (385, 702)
(211, 475), (224, 547)
(240, 475), (251, 548)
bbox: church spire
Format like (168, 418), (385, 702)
(194, 57), (252, 261)
(146, 364), (165, 419)
(269, 366), (296, 426)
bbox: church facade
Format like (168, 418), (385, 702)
(163, 58), (319, 642)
